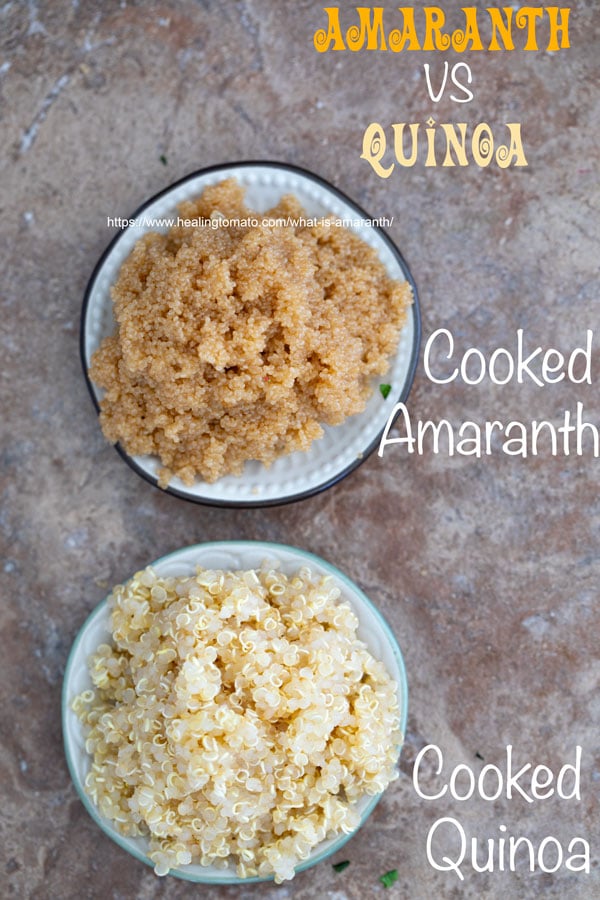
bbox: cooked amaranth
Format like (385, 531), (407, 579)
(90, 179), (412, 485)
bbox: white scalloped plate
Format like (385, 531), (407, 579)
(80, 162), (420, 506)
(62, 541), (408, 884)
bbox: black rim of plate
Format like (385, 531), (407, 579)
(80, 160), (422, 508)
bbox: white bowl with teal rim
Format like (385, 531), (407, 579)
(80, 161), (420, 507)
(62, 541), (408, 884)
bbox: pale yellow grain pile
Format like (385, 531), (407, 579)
(74, 565), (402, 882)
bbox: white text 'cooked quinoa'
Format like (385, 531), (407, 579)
(73, 564), (402, 882)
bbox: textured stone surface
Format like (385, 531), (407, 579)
(1, 2), (599, 898)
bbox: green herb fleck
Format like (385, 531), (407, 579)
(379, 383), (392, 399)
(379, 869), (398, 888)
(332, 860), (350, 873)
(159, 154), (168, 166)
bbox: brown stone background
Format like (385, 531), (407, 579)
(1, 1), (599, 898)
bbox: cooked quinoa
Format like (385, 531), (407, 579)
(73, 564), (402, 882)
(89, 179), (412, 485)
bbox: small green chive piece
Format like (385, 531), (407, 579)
(160, 154), (168, 165)
(332, 860), (350, 873)
(379, 869), (398, 888)
(379, 383), (391, 399)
